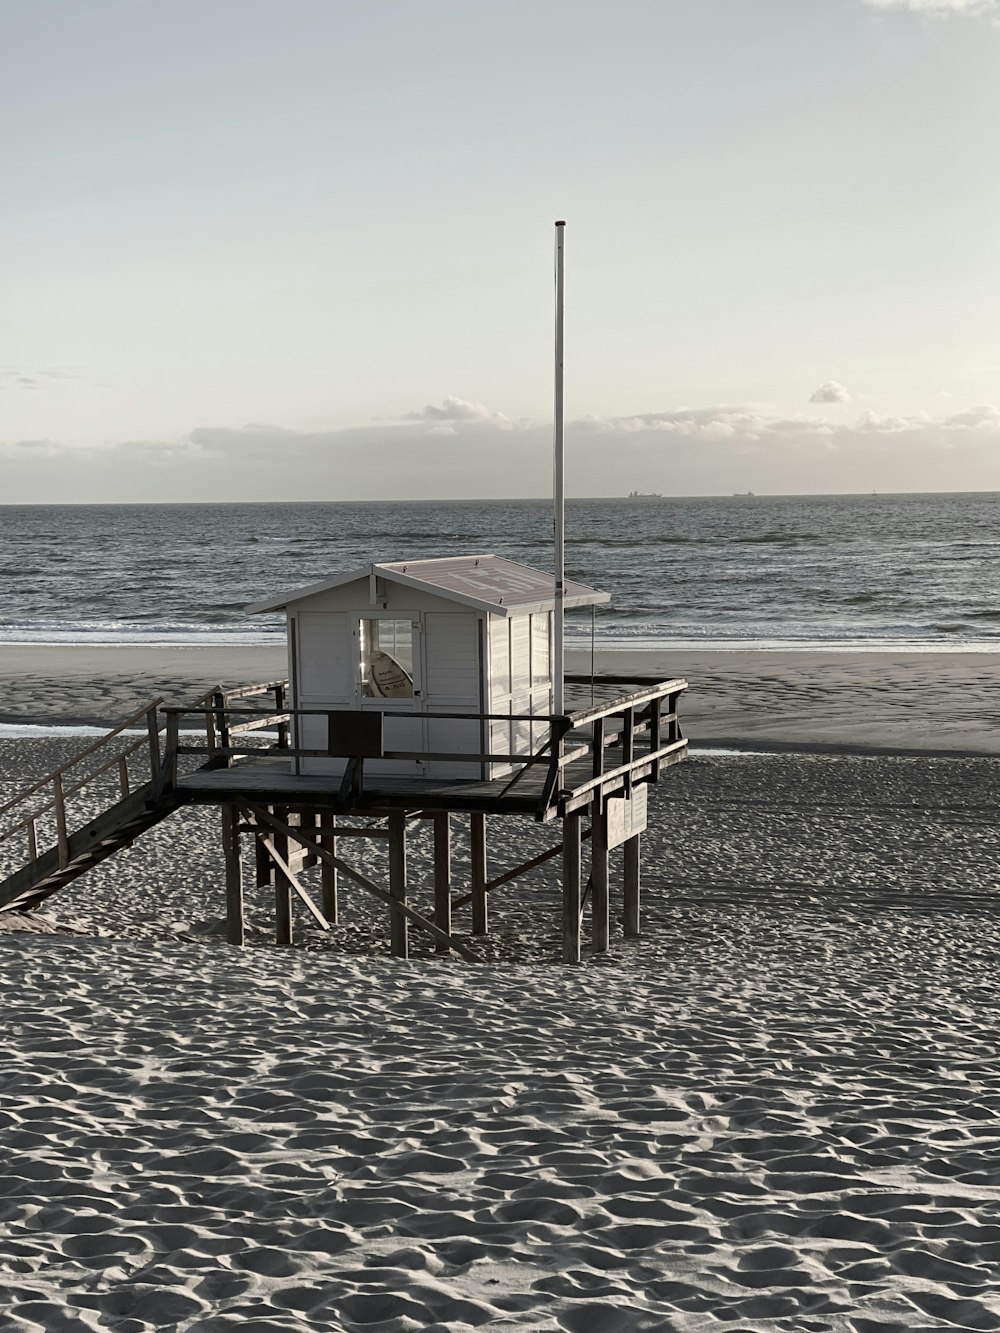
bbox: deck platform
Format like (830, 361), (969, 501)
(0, 675), (688, 963)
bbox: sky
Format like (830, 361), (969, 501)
(2, 0), (1000, 501)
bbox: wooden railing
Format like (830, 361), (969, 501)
(0, 697), (165, 872)
(0, 683), (230, 875)
(156, 676), (687, 818)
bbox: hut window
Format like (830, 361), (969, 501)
(361, 619), (414, 698)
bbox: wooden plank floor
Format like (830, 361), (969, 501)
(177, 742), (687, 818)
(178, 756), (556, 816)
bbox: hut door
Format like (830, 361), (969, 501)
(358, 617), (424, 776)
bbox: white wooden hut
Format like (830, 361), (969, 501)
(248, 555), (610, 781)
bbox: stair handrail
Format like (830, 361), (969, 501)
(0, 697), (166, 826)
(0, 682), (233, 847)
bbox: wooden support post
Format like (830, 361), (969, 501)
(470, 812), (488, 936)
(319, 808), (338, 924)
(388, 809), (408, 959)
(273, 806), (293, 946)
(562, 810), (582, 965)
(591, 796), (610, 953)
(255, 827), (273, 888)
(624, 831), (641, 938)
(221, 804), (245, 946)
(118, 755), (130, 798)
(433, 812), (452, 952)
(27, 819), (37, 862)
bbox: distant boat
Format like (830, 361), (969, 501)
(627, 490), (663, 499)
(733, 491), (755, 497)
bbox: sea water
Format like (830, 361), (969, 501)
(1, 493), (999, 651)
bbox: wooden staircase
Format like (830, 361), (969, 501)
(0, 682), (291, 917)
(0, 784), (182, 912)
(0, 694), (211, 916)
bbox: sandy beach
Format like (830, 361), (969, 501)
(3, 648), (1000, 1328)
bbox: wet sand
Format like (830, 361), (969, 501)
(1, 642), (998, 755)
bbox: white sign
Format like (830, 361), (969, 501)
(606, 786), (648, 850)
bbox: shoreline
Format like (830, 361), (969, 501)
(0, 643), (997, 754)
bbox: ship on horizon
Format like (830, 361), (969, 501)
(626, 490), (663, 499)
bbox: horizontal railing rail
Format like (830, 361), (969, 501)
(156, 675), (688, 817)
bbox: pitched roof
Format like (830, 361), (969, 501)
(247, 555), (610, 618)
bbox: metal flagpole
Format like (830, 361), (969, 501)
(553, 220), (566, 720)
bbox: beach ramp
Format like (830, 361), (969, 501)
(0, 696), (206, 915)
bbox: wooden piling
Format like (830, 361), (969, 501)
(470, 812), (487, 936)
(591, 796), (610, 953)
(433, 812), (452, 952)
(623, 831), (641, 938)
(388, 809), (408, 958)
(319, 808), (338, 923)
(273, 806), (293, 946)
(562, 810), (582, 965)
(221, 804), (244, 946)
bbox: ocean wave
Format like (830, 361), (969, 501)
(733, 533), (821, 545)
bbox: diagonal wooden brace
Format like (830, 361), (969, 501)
(258, 835), (331, 931)
(244, 804), (480, 963)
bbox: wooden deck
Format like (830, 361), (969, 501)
(0, 674), (689, 963)
(176, 742), (687, 817)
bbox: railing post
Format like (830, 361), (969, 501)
(592, 717), (605, 782)
(147, 707), (162, 784)
(650, 697), (662, 781)
(52, 772), (69, 869)
(622, 706), (635, 797)
(164, 711), (180, 791)
(275, 683), (288, 750)
(117, 755), (131, 798)
(213, 690), (230, 764)
(27, 819), (37, 862)
(204, 702), (217, 758)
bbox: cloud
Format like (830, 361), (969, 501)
(942, 404), (1000, 428)
(404, 395), (514, 427)
(809, 380), (850, 404)
(864, 0), (998, 13)
(0, 367), (79, 392)
(5, 398), (1000, 502)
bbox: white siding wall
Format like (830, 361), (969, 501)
(296, 612), (354, 703)
(486, 610), (554, 775)
(422, 612), (483, 778)
(294, 612), (354, 774)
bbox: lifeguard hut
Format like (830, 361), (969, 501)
(247, 555), (610, 782)
(0, 223), (690, 964)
